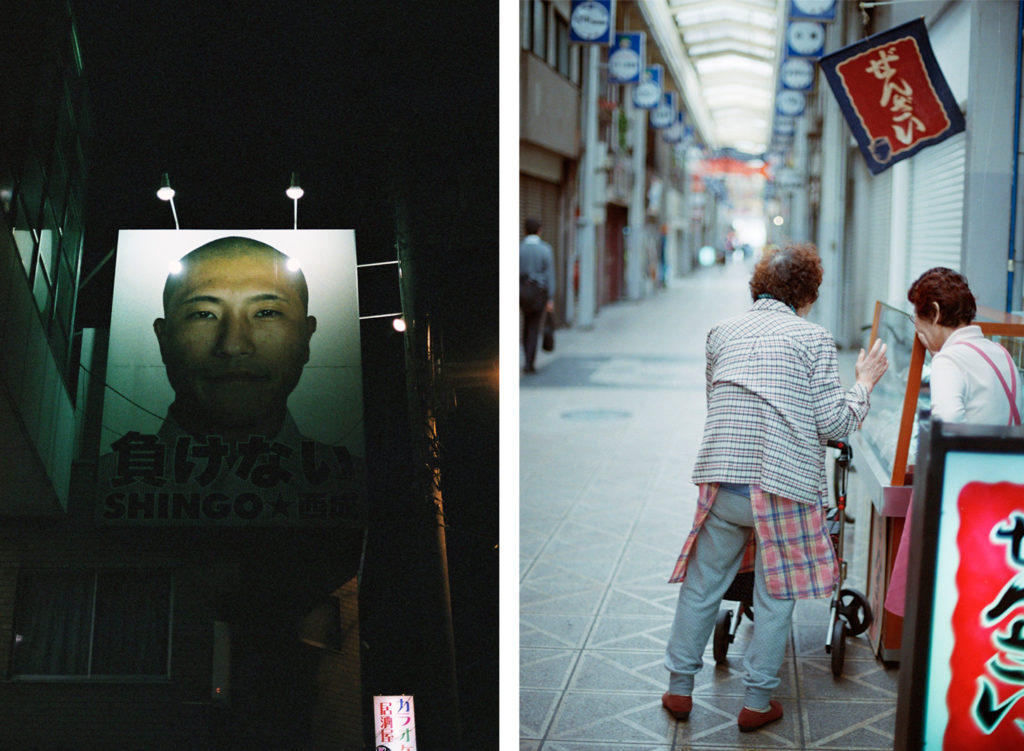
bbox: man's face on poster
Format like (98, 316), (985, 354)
(154, 241), (316, 437)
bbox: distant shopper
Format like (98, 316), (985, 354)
(885, 267), (1022, 616)
(662, 244), (889, 732)
(519, 218), (555, 374)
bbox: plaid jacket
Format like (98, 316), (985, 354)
(691, 298), (870, 505)
(669, 482), (838, 599)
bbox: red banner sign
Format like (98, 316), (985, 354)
(820, 19), (964, 174)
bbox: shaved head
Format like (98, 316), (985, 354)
(163, 236), (309, 314)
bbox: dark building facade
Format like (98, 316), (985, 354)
(1, 4), (365, 748)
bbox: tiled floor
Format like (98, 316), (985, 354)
(520, 263), (899, 750)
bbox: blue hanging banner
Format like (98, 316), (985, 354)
(650, 92), (678, 129)
(819, 18), (966, 174)
(633, 65), (663, 109)
(608, 32), (645, 84)
(570, 0), (616, 45)
(789, 0), (837, 22)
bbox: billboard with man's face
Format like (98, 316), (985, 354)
(96, 229), (365, 526)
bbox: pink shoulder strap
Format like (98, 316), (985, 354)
(956, 341), (1021, 426)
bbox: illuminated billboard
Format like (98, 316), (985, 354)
(96, 229), (365, 526)
(896, 420), (1024, 749)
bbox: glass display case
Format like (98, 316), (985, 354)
(850, 301), (1024, 661)
(858, 302), (927, 487)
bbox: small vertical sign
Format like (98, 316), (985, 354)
(374, 694), (417, 750)
(789, 0), (838, 22)
(650, 91), (678, 130)
(569, 0), (615, 45)
(786, 21), (826, 58)
(633, 64), (663, 109)
(607, 32), (645, 84)
(662, 112), (685, 144)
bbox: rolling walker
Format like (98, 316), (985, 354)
(712, 438), (873, 677)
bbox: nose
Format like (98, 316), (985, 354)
(214, 312), (255, 357)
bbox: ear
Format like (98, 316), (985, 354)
(302, 316), (317, 364)
(929, 301), (942, 325)
(153, 318), (168, 362)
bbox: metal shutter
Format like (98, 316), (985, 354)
(519, 174), (563, 311)
(905, 131), (966, 286)
(864, 162), (892, 324)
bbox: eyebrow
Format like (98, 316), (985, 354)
(176, 292), (292, 307)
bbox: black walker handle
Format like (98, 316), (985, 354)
(826, 438), (852, 466)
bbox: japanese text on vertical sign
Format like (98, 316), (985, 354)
(819, 18), (964, 175)
(834, 34), (949, 160)
(975, 511), (1024, 735)
(947, 483), (1024, 748)
(374, 694), (417, 751)
(863, 46), (925, 146)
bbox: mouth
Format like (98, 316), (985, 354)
(204, 371), (271, 383)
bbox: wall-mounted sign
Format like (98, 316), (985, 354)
(608, 32), (645, 84)
(789, 0), (837, 22)
(374, 695), (417, 750)
(662, 113), (684, 144)
(774, 167), (804, 189)
(650, 91), (678, 129)
(895, 419), (1024, 749)
(774, 116), (796, 135)
(633, 64), (663, 109)
(819, 18), (965, 175)
(786, 21), (826, 57)
(780, 57), (816, 91)
(97, 230), (366, 527)
(570, 0), (615, 44)
(776, 89), (806, 117)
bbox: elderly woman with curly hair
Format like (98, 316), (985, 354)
(884, 267), (1022, 617)
(661, 244), (889, 732)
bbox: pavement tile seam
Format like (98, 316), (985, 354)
(520, 688), (565, 739)
(539, 744), (673, 751)
(798, 701), (895, 749)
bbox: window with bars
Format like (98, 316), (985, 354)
(11, 569), (174, 679)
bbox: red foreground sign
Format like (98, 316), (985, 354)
(948, 481), (1024, 748)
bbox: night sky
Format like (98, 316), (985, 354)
(71, 1), (498, 746)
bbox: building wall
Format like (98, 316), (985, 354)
(0, 523), (364, 750)
(0, 0), (86, 516)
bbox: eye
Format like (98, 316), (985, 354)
(186, 310), (217, 320)
(255, 309), (283, 318)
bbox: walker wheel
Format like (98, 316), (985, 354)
(831, 618), (847, 677)
(713, 609), (732, 663)
(837, 588), (872, 637)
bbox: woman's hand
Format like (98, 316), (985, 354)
(855, 338), (889, 392)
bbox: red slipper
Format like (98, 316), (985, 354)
(737, 700), (783, 732)
(661, 692), (692, 721)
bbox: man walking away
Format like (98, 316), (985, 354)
(519, 218), (555, 374)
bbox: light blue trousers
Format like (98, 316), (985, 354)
(664, 487), (795, 710)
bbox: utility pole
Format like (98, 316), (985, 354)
(577, 44), (600, 329)
(626, 96), (648, 300)
(395, 254), (462, 748)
